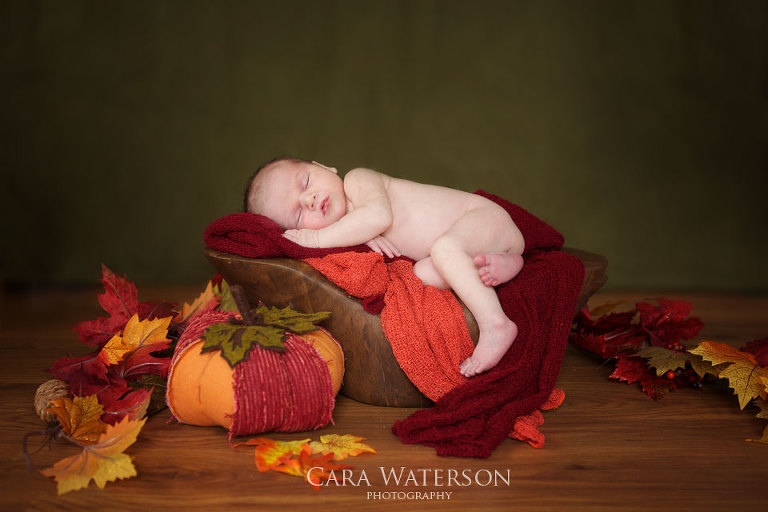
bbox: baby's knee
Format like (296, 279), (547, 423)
(429, 234), (465, 263)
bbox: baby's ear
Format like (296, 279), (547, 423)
(312, 161), (338, 174)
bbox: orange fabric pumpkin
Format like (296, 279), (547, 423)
(166, 311), (344, 432)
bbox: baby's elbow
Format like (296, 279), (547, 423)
(370, 209), (393, 235)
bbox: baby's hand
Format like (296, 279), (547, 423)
(366, 236), (401, 258)
(283, 229), (321, 248)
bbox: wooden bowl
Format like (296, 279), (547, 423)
(203, 247), (607, 407)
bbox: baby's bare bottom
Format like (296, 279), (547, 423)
(412, 204), (523, 378)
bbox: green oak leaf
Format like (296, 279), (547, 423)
(253, 305), (332, 334)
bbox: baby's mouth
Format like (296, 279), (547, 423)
(320, 197), (329, 215)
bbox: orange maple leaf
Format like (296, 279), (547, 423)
(175, 281), (219, 323)
(98, 314), (172, 365)
(690, 341), (768, 409)
(275, 446), (353, 488)
(46, 395), (107, 445)
(41, 416), (146, 494)
(308, 434), (376, 461)
(235, 437), (310, 472)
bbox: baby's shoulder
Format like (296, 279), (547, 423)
(343, 167), (390, 190)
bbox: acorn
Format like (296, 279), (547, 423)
(34, 379), (69, 423)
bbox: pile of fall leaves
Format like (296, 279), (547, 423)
(28, 267), (767, 495)
(570, 298), (768, 442)
(29, 266), (375, 494)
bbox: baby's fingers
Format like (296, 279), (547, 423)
(283, 229), (300, 243)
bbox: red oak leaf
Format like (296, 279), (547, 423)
(609, 352), (675, 400)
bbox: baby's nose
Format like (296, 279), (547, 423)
(301, 191), (317, 209)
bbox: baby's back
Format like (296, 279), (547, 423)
(381, 176), (492, 260)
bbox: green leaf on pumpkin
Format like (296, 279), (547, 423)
(252, 305), (332, 334)
(200, 305), (331, 367)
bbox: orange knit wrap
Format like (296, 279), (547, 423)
(304, 252), (471, 401)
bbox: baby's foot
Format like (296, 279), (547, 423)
(459, 318), (517, 377)
(474, 253), (524, 287)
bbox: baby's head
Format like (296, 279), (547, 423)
(243, 157), (347, 230)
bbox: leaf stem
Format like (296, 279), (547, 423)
(230, 285), (256, 325)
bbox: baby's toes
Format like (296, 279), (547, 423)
(473, 254), (487, 267)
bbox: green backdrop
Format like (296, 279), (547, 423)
(2, 0), (766, 291)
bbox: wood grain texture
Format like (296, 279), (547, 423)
(1, 288), (766, 511)
(204, 247), (607, 407)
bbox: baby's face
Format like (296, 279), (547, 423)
(253, 160), (347, 230)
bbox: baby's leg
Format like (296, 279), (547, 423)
(413, 257), (450, 289)
(474, 252), (524, 287)
(427, 205), (523, 377)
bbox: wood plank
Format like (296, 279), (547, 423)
(0, 288), (766, 511)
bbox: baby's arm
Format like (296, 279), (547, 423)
(284, 168), (393, 249)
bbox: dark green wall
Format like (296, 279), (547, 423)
(2, 0), (766, 290)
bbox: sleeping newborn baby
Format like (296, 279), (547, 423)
(244, 158), (525, 377)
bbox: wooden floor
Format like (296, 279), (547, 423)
(1, 287), (766, 511)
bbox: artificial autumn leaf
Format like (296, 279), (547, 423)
(746, 399), (768, 444)
(100, 389), (152, 425)
(46, 395), (107, 445)
(175, 281), (219, 324)
(121, 342), (173, 379)
(743, 336), (768, 367)
(214, 279), (239, 313)
(308, 434), (376, 461)
(73, 265), (139, 346)
(609, 352), (674, 400)
(570, 304), (645, 359)
(636, 346), (690, 376)
(253, 305), (332, 335)
(41, 416), (146, 494)
(275, 446), (353, 488)
(690, 341), (768, 409)
(234, 437), (311, 472)
(98, 314), (172, 366)
(49, 353), (109, 383)
(637, 299), (703, 347)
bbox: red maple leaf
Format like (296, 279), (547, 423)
(49, 353), (109, 383)
(742, 336), (768, 367)
(570, 306), (645, 358)
(121, 343), (172, 380)
(73, 265), (178, 346)
(609, 352), (675, 400)
(637, 299), (703, 347)
(100, 388), (152, 424)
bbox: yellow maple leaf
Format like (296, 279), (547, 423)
(41, 416), (146, 494)
(747, 399), (768, 444)
(175, 281), (219, 323)
(690, 341), (768, 409)
(46, 395), (106, 445)
(99, 314), (172, 365)
(636, 347), (689, 376)
(308, 434), (376, 461)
